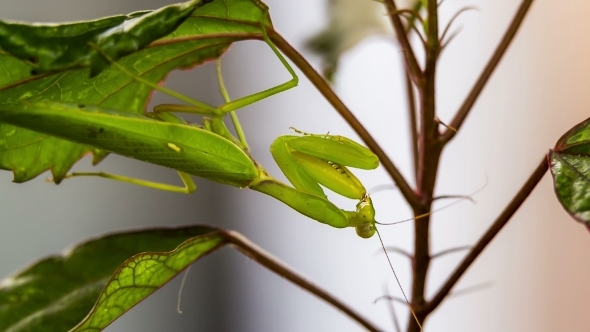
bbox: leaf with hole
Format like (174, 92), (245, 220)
(0, 226), (226, 332)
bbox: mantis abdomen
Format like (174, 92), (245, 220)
(0, 102), (259, 187)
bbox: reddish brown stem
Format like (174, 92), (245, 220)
(406, 1), (441, 330)
(225, 230), (382, 331)
(405, 72), (419, 181)
(426, 156), (548, 312)
(405, 0), (536, 329)
(441, 0), (535, 143)
(383, 0), (423, 85)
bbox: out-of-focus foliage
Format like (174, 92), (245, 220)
(306, 0), (417, 80)
(0, 226), (224, 332)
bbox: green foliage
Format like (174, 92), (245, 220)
(0, 226), (223, 332)
(550, 151), (590, 225)
(0, 1), (386, 325)
(0, 0), (270, 183)
(2, 0), (586, 330)
(0, 0), (208, 75)
(550, 116), (590, 226)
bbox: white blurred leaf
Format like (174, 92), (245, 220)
(307, 0), (417, 80)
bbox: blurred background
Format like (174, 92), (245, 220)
(1, 0), (590, 331)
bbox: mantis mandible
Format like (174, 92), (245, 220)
(0, 34), (382, 238)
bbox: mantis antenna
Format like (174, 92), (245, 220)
(376, 228), (423, 331)
(376, 174), (487, 226)
(370, 174), (487, 330)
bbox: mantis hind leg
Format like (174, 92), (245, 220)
(152, 32), (298, 116)
(216, 32), (298, 113)
(64, 171), (197, 194)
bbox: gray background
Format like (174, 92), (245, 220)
(1, 0), (590, 331)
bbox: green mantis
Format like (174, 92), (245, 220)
(0, 34), (381, 238)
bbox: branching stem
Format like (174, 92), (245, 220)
(441, 0), (535, 143)
(404, 1), (536, 329)
(225, 230), (382, 332)
(426, 156), (548, 312)
(383, 0), (423, 85)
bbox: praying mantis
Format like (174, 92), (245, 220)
(0, 34), (382, 238)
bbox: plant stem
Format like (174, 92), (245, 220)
(405, 1), (536, 329)
(405, 72), (419, 181)
(383, 0), (423, 85)
(269, 30), (422, 209)
(224, 230), (382, 332)
(426, 156), (548, 313)
(416, 0), (441, 199)
(407, 1), (441, 330)
(441, 0), (535, 143)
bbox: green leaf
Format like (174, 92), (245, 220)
(554, 116), (590, 155)
(0, 226), (226, 332)
(0, 0), (271, 183)
(551, 116), (590, 226)
(549, 150), (590, 226)
(0, 0), (207, 75)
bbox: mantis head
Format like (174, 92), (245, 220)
(351, 195), (376, 238)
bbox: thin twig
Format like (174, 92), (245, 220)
(225, 230), (382, 331)
(441, 0), (535, 143)
(448, 281), (494, 299)
(383, 246), (413, 259)
(269, 30), (422, 209)
(383, 0), (423, 85)
(431, 245), (471, 259)
(405, 72), (419, 180)
(370, 183), (398, 194)
(439, 7), (478, 46)
(439, 27), (463, 54)
(375, 295), (408, 305)
(392, 10), (428, 49)
(383, 288), (403, 332)
(392, 8), (426, 28)
(433, 195), (475, 204)
(401, 1), (421, 181)
(426, 156), (548, 312)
